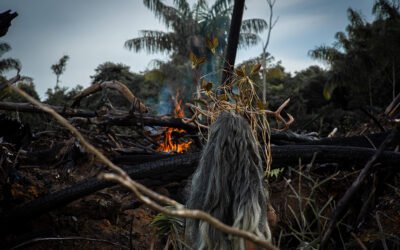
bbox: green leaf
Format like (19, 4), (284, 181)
(266, 67), (284, 79)
(235, 65), (247, 78)
(206, 37), (219, 54)
(201, 80), (213, 91)
(323, 83), (336, 101)
(251, 63), (262, 74)
(144, 69), (165, 82)
(218, 94), (228, 101)
(235, 68), (245, 77)
(190, 51), (206, 69)
(257, 100), (268, 110)
(268, 168), (284, 179)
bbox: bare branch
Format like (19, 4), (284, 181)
(72, 80), (148, 113)
(11, 236), (129, 249)
(7, 77), (278, 250)
(262, 0), (279, 103)
(103, 173), (278, 250)
(320, 127), (399, 248)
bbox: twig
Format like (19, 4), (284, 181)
(0, 101), (196, 131)
(103, 173), (278, 250)
(0, 101), (97, 117)
(375, 212), (389, 250)
(129, 218), (134, 250)
(355, 173), (377, 229)
(350, 232), (367, 250)
(264, 98), (295, 131)
(10, 236), (129, 249)
(320, 126), (399, 248)
(72, 80), (148, 113)
(359, 107), (385, 133)
(8, 79), (278, 250)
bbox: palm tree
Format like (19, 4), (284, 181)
(125, 0), (267, 82)
(51, 55), (69, 88)
(0, 42), (21, 95)
(309, 0), (400, 108)
(0, 42), (20, 75)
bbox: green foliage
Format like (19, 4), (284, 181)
(2, 79), (49, 131)
(276, 168), (343, 249)
(131, 0), (264, 58)
(143, 69), (165, 82)
(150, 210), (186, 250)
(87, 62), (164, 111)
(4, 78), (40, 102)
(126, 0), (267, 85)
(309, 0), (400, 109)
(322, 83), (335, 101)
(91, 62), (133, 83)
(51, 55), (69, 87)
(0, 42), (20, 75)
(45, 85), (83, 106)
(268, 168), (284, 179)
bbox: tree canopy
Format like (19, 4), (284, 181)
(310, 0), (400, 109)
(125, 0), (267, 83)
(51, 55), (70, 87)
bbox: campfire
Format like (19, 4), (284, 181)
(157, 92), (192, 153)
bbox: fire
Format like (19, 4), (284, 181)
(157, 92), (192, 153)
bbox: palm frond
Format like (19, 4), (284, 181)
(211, 0), (233, 15)
(238, 32), (261, 48)
(334, 31), (350, 51)
(200, 14), (230, 37)
(372, 0), (400, 20)
(51, 55), (69, 76)
(173, 0), (190, 14)
(347, 8), (365, 28)
(241, 18), (268, 34)
(124, 30), (174, 54)
(308, 46), (344, 64)
(150, 210), (185, 250)
(0, 58), (21, 74)
(193, 0), (208, 22)
(143, 0), (182, 28)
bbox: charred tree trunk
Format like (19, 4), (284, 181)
(221, 0), (245, 85)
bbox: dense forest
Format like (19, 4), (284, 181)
(0, 0), (400, 249)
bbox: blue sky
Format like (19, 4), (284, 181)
(1, 0), (374, 99)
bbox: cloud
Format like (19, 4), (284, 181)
(279, 56), (326, 73)
(1, 0), (374, 99)
(271, 14), (329, 41)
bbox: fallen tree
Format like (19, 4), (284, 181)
(3, 143), (400, 228)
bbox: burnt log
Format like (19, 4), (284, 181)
(4, 144), (400, 229)
(270, 130), (398, 148)
(71, 81), (148, 113)
(2, 101), (396, 146)
(320, 127), (400, 248)
(0, 152), (200, 229)
(0, 101), (197, 131)
(222, 0), (245, 84)
(98, 113), (197, 132)
(0, 101), (97, 117)
(115, 145), (400, 169)
(302, 131), (398, 148)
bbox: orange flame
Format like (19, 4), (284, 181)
(157, 91), (192, 153)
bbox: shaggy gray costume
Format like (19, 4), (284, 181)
(186, 112), (271, 250)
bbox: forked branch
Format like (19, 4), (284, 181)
(7, 76), (278, 250)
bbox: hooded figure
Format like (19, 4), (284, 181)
(186, 112), (271, 250)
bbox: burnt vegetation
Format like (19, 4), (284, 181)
(1, 0), (400, 249)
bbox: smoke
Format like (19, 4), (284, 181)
(157, 85), (172, 115)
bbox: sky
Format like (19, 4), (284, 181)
(1, 0), (374, 99)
